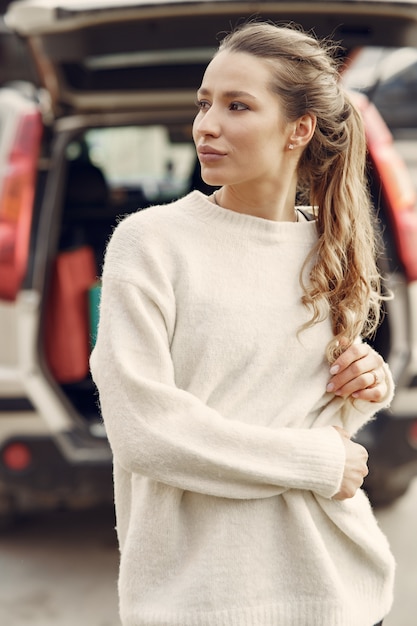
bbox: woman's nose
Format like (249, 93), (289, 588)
(195, 106), (221, 138)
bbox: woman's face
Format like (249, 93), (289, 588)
(193, 50), (293, 189)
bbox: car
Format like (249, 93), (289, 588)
(1, 0), (417, 525)
(343, 45), (417, 131)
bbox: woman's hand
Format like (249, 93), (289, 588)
(326, 340), (388, 402)
(332, 426), (369, 499)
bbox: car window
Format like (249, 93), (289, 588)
(67, 124), (196, 204)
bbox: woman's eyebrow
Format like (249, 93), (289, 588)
(197, 87), (257, 101)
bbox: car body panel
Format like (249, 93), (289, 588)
(1, 0), (417, 518)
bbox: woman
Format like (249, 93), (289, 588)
(90, 22), (394, 626)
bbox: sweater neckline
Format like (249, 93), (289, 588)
(182, 191), (319, 242)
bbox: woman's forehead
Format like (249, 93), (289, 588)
(200, 50), (274, 94)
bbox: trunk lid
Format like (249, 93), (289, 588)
(5, 0), (417, 115)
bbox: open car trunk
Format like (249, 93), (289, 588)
(4, 0), (417, 423)
(2, 0), (417, 511)
(39, 112), (200, 427)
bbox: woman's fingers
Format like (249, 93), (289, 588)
(327, 341), (387, 401)
(332, 426), (369, 500)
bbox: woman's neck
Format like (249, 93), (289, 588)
(211, 180), (298, 222)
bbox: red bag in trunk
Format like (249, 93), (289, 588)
(45, 246), (97, 383)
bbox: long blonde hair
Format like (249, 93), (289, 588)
(219, 22), (384, 361)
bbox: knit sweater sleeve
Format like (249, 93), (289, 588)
(91, 282), (348, 500)
(90, 213), (350, 501)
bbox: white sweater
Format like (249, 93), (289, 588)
(90, 190), (395, 626)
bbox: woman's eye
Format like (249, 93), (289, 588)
(229, 102), (249, 111)
(196, 99), (210, 111)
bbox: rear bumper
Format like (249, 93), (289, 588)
(0, 434), (113, 512)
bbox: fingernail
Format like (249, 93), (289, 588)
(326, 383), (335, 392)
(329, 365), (340, 375)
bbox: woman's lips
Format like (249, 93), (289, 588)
(198, 146), (226, 163)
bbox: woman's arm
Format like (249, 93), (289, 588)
(90, 272), (346, 501)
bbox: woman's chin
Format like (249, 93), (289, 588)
(200, 175), (223, 187)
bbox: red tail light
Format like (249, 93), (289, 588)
(408, 421), (417, 450)
(2, 441), (32, 471)
(352, 92), (417, 282)
(0, 109), (43, 300)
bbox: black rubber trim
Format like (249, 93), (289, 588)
(0, 397), (35, 412)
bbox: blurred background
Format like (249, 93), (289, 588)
(0, 1), (417, 624)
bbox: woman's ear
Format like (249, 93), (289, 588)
(289, 113), (316, 149)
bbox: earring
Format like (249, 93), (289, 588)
(288, 143), (294, 150)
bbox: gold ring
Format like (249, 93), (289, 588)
(371, 370), (380, 387)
